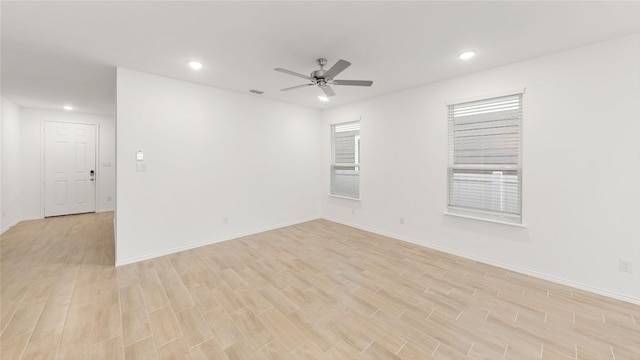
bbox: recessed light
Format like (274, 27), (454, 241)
(63, 105), (73, 111)
(458, 51), (476, 60)
(188, 60), (203, 70)
(318, 96), (330, 102)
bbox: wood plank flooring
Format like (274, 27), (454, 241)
(1, 212), (638, 359)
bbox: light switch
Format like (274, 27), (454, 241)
(136, 150), (144, 161)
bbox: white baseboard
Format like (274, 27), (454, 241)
(1, 220), (20, 235)
(1, 216), (43, 235)
(322, 216), (640, 305)
(115, 215), (321, 267)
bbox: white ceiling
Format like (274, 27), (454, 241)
(2, 1), (639, 115)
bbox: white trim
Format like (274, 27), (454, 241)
(321, 216), (640, 305)
(95, 122), (101, 213)
(450, 164), (521, 171)
(115, 215), (320, 266)
(328, 194), (360, 201)
(446, 87), (526, 106)
(444, 211), (525, 228)
(1, 215), (47, 235)
(0, 220), (20, 235)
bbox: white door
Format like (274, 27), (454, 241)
(44, 121), (97, 217)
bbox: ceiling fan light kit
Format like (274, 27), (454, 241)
(275, 58), (373, 98)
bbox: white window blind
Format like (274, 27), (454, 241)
(448, 93), (523, 223)
(331, 121), (360, 199)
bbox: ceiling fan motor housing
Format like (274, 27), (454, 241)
(312, 58), (329, 83)
(311, 69), (327, 83)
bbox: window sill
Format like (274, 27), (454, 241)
(328, 194), (360, 201)
(444, 212), (526, 228)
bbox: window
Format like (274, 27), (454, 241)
(331, 121), (360, 199)
(447, 93), (523, 223)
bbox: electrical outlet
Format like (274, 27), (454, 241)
(106, 196), (112, 201)
(400, 217), (405, 225)
(351, 208), (355, 215)
(223, 217), (229, 225)
(619, 258), (632, 273)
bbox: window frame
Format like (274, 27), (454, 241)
(446, 90), (524, 225)
(330, 120), (361, 200)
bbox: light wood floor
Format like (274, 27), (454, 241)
(1, 213), (638, 359)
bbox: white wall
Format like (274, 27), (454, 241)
(321, 34), (640, 302)
(20, 108), (116, 219)
(116, 68), (322, 265)
(1, 97), (22, 233)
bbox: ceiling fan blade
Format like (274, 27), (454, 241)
(332, 80), (373, 87)
(323, 59), (351, 80)
(281, 83), (314, 91)
(320, 85), (335, 97)
(274, 68), (311, 80)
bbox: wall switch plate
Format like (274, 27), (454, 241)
(619, 258), (632, 273)
(223, 217), (229, 225)
(136, 150), (144, 161)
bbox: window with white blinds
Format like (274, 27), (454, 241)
(447, 93), (523, 223)
(331, 121), (360, 199)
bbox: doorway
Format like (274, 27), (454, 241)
(44, 121), (97, 217)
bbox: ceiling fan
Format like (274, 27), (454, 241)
(274, 58), (373, 97)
